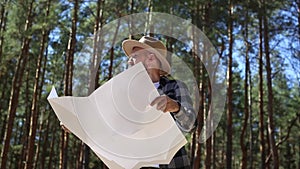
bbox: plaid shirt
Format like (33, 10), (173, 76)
(157, 76), (197, 169)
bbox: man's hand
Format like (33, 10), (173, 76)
(150, 95), (180, 113)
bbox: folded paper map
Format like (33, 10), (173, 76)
(47, 63), (187, 169)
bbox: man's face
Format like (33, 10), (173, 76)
(128, 47), (161, 71)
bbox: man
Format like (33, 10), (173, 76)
(122, 36), (197, 169)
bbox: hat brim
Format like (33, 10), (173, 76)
(122, 39), (171, 75)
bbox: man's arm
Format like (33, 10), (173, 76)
(151, 79), (197, 133)
(171, 80), (197, 133)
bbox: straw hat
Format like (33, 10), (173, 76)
(122, 36), (171, 75)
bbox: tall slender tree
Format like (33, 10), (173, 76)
(0, 0), (9, 148)
(191, 0), (204, 168)
(226, 0), (234, 168)
(108, 18), (121, 80)
(262, 0), (279, 167)
(240, 4), (250, 168)
(258, 2), (266, 168)
(60, 0), (79, 169)
(0, 0), (8, 65)
(203, 3), (213, 169)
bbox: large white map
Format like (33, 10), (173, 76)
(47, 63), (187, 169)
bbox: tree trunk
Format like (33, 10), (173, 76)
(193, 47), (203, 169)
(240, 42), (249, 168)
(226, 0), (234, 168)
(128, 0), (135, 39)
(48, 122), (57, 169)
(0, 79), (8, 143)
(203, 3), (212, 169)
(263, 0), (279, 167)
(35, 21), (49, 169)
(189, 15), (201, 165)
(240, 4), (250, 168)
(145, 0), (153, 36)
(25, 1), (51, 168)
(60, 1), (78, 169)
(108, 18), (121, 80)
(18, 104), (31, 169)
(191, 12), (203, 169)
(0, 0), (34, 168)
(0, 1), (8, 127)
(89, 0), (104, 94)
(249, 46), (254, 169)
(40, 119), (50, 169)
(258, 5), (266, 168)
(33, 120), (44, 169)
(190, 133), (196, 167)
(212, 30), (226, 169)
(190, 22), (200, 168)
(212, 132), (217, 169)
(191, 1), (203, 168)
(19, 65), (32, 169)
(0, 0), (8, 65)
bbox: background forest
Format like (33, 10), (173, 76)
(0, 0), (299, 169)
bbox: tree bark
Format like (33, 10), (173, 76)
(240, 3), (250, 168)
(0, 0), (8, 65)
(48, 122), (57, 169)
(240, 38), (249, 169)
(0, 0), (34, 168)
(249, 44), (254, 169)
(193, 48), (203, 169)
(191, 3), (204, 168)
(108, 18), (121, 80)
(263, 0), (279, 167)
(89, 0), (104, 94)
(145, 0), (153, 36)
(40, 119), (50, 169)
(33, 119), (44, 169)
(128, 0), (135, 39)
(258, 5), (266, 169)
(0, 78), (8, 143)
(226, 0), (234, 168)
(0, 1), (8, 124)
(191, 1), (203, 168)
(203, 3), (212, 169)
(60, 1), (78, 169)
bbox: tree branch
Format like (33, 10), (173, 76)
(265, 112), (300, 164)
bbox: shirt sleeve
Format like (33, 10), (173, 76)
(170, 80), (197, 133)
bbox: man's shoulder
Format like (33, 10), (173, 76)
(160, 76), (189, 91)
(160, 75), (177, 85)
(160, 75), (187, 86)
